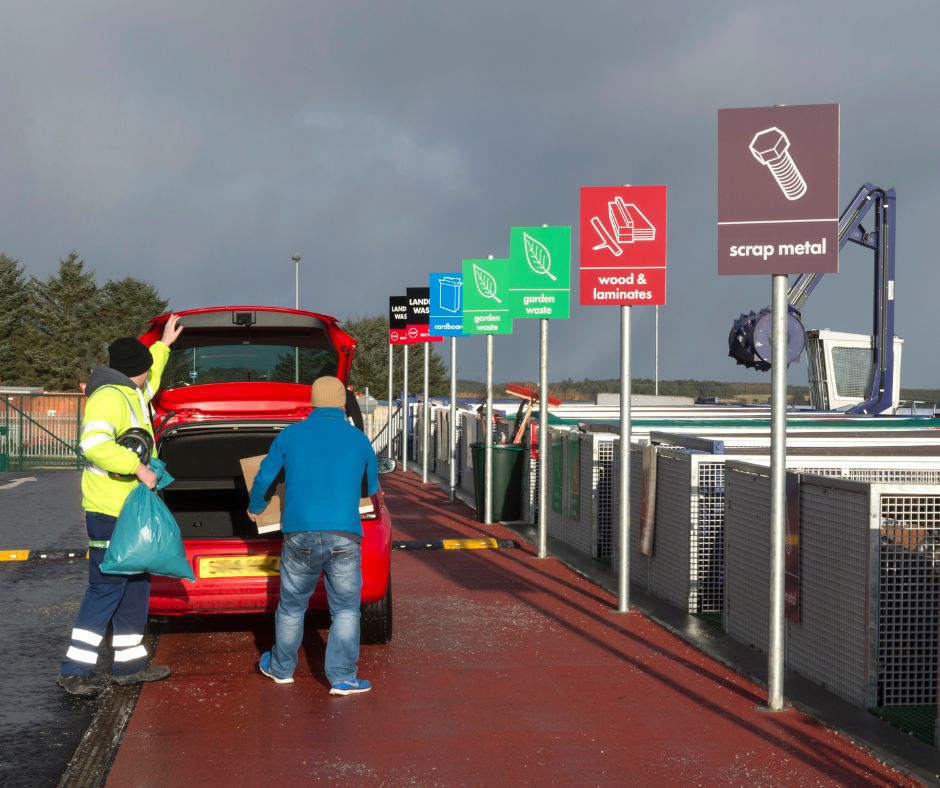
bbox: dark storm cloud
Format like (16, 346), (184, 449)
(1, 1), (938, 386)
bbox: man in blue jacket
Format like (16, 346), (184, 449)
(248, 375), (378, 695)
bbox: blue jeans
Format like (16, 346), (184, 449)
(270, 531), (362, 685)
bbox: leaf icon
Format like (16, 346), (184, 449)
(472, 263), (502, 304)
(523, 232), (558, 281)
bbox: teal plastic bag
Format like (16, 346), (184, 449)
(100, 457), (195, 582)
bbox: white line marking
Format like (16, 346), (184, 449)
(0, 477), (38, 490)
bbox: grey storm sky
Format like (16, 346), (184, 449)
(2, 1), (938, 387)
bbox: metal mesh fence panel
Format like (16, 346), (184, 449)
(523, 453), (539, 524)
(546, 428), (567, 542)
(595, 437), (615, 558)
(726, 466), (940, 709)
(694, 458), (726, 614)
(724, 463), (771, 654)
(877, 491), (940, 707)
(787, 477), (872, 708)
(561, 433), (592, 556)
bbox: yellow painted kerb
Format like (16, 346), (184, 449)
(442, 538), (501, 550)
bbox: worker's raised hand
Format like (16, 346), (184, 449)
(246, 510), (258, 523)
(161, 314), (183, 347)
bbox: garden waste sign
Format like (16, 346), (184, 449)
(507, 226), (571, 319)
(461, 258), (514, 335)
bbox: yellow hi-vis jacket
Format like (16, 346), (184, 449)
(80, 341), (170, 516)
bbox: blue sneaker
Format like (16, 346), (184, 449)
(259, 651), (293, 684)
(329, 678), (372, 696)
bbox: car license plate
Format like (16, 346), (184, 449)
(199, 556), (281, 578)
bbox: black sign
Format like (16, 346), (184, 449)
(405, 286), (441, 343)
(388, 295), (410, 345)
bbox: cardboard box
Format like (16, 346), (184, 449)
(240, 455), (284, 534)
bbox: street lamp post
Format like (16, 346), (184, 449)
(292, 254), (301, 383)
(292, 254), (300, 309)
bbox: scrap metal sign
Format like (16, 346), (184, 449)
(718, 103), (839, 275)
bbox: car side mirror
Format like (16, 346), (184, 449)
(377, 458), (397, 474)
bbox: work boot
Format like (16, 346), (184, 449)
(112, 664), (171, 686)
(57, 673), (107, 697)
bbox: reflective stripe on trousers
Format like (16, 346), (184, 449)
(59, 512), (151, 677)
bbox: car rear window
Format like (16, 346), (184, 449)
(164, 340), (339, 386)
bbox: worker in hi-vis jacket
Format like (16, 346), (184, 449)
(57, 315), (182, 697)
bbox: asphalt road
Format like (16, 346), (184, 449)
(0, 470), (98, 787)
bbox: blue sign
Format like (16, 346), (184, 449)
(429, 271), (464, 336)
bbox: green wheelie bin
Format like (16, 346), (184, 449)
(470, 443), (524, 523)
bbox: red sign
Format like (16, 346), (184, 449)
(579, 185), (667, 305)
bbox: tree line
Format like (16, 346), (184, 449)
(10, 267), (925, 408)
(0, 259), (450, 398)
(0, 252), (168, 391)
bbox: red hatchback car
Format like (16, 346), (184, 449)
(138, 306), (393, 644)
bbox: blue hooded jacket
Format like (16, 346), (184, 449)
(248, 408), (378, 536)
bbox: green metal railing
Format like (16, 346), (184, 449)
(0, 393), (84, 470)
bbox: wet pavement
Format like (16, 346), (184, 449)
(106, 470), (918, 786)
(0, 471), (97, 787)
(2, 467), (934, 785)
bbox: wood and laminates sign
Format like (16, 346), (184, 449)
(579, 185), (667, 305)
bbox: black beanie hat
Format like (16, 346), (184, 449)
(108, 337), (153, 377)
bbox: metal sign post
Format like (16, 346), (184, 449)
(422, 342), (429, 483)
(387, 344), (394, 460)
(507, 224), (571, 557)
(538, 319), (549, 558)
(428, 271), (466, 500)
(618, 305), (631, 612)
(462, 256), (513, 524)
(484, 334), (494, 525)
(406, 286), (443, 481)
(768, 274), (787, 709)
(717, 103), (839, 711)
(388, 295), (411, 469)
(402, 345), (409, 472)
(449, 337), (457, 502)
(579, 185), (668, 612)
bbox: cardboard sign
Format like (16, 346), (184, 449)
(429, 271), (465, 336)
(240, 455), (283, 534)
(579, 185), (667, 305)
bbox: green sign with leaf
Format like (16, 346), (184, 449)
(461, 258), (514, 335)
(508, 226), (571, 319)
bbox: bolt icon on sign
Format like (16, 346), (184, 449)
(748, 127), (807, 201)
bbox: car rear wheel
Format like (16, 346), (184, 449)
(360, 579), (393, 645)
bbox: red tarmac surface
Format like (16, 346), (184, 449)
(107, 470), (917, 786)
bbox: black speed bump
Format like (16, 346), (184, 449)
(1, 539), (519, 563)
(0, 549), (88, 562)
(392, 538), (517, 551)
